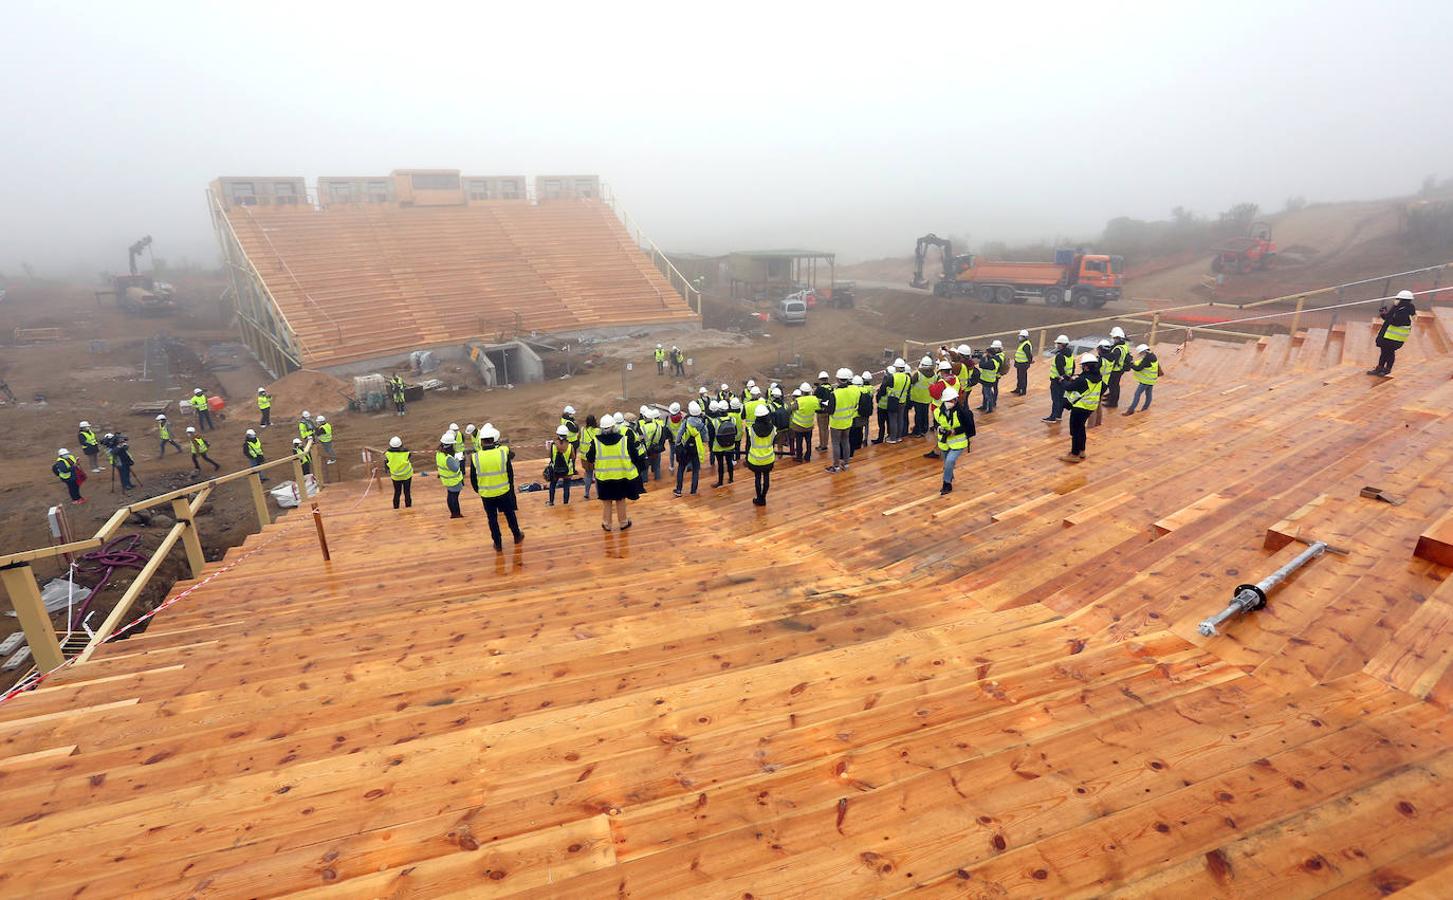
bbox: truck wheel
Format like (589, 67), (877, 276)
(1044, 288), (1064, 307)
(996, 286), (1016, 304)
(1072, 290), (1093, 309)
(974, 284), (993, 303)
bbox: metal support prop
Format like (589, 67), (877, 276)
(1198, 541), (1328, 637)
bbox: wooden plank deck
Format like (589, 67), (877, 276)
(0, 317), (1450, 897)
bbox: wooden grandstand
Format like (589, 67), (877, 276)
(2, 310), (1453, 897)
(213, 197), (698, 372)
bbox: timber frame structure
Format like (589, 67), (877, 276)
(207, 188), (307, 378)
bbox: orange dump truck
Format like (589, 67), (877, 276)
(944, 251), (1124, 308)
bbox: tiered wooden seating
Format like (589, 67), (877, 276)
(1, 312), (1451, 896)
(222, 200), (696, 368)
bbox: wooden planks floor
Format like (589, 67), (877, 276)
(1, 319), (1452, 897)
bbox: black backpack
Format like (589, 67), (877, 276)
(714, 416), (738, 445)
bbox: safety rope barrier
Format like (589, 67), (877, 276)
(0, 473), (378, 705)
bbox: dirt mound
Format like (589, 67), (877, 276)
(266, 369), (351, 415)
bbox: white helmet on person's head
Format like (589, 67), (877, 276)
(936, 360), (951, 371)
(257, 387), (267, 393)
(893, 357), (906, 368)
(1110, 326), (1126, 339)
(818, 370), (831, 380)
(389, 436), (402, 448)
(639, 405), (651, 417)
(792, 389), (802, 397)
(956, 344), (971, 355)
(1080, 352), (1100, 364)
(851, 375), (864, 386)
(563, 405), (575, 415)
(245, 429), (256, 437)
(720, 383), (729, 391)
(1098, 339), (1112, 348)
(440, 431), (455, 444)
(1136, 344), (1150, 353)
(599, 414), (616, 430)
(730, 397), (742, 410)
(800, 382), (813, 392)
(919, 356), (933, 367)
(1397, 289), (1415, 301)
(1056, 334), (1069, 344)
(193, 388), (203, 395)
(479, 424), (500, 441)
(302, 411), (312, 419)
(755, 403), (769, 417)
(185, 427), (196, 434)
(156, 414), (166, 421)
(668, 401), (681, 414)
(687, 401), (702, 416)
(990, 340), (1002, 349)
(1018, 329), (1029, 337)
(316, 415), (326, 423)
(941, 387), (959, 402)
(749, 386), (761, 397)
(463, 423), (475, 434)
(556, 425), (569, 437)
(836, 367), (853, 380)
(79, 420), (90, 428)
(57, 447), (69, 456)
(656, 343), (663, 349)
(292, 437), (303, 446)
(861, 370), (872, 381)
(746, 379), (756, 388)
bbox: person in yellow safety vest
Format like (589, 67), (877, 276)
(910, 357), (935, 435)
(77, 420), (103, 472)
(243, 429), (269, 483)
(256, 387), (273, 428)
(1103, 326), (1131, 408)
(389, 375), (407, 416)
(460, 424), (478, 492)
(384, 435), (414, 508)
(585, 413), (643, 531)
(716, 383), (733, 406)
(789, 385), (819, 462)
(825, 368), (857, 473)
(188, 387), (214, 431)
(291, 437), (313, 478)
(728, 395), (747, 454)
(952, 344), (974, 385)
(889, 358), (911, 442)
(1124, 344), (1164, 415)
(871, 367), (892, 445)
(436, 431), (465, 518)
(298, 411), (315, 442)
(473, 424), (524, 551)
(1369, 290), (1416, 376)
(638, 406), (666, 484)
(560, 405), (581, 455)
(579, 415), (599, 500)
(672, 401), (707, 496)
(1012, 329), (1034, 396)
(934, 386), (975, 495)
(1062, 352), (1104, 462)
(654, 343), (667, 375)
(978, 341), (1008, 414)
(850, 372), (872, 455)
(671, 346), (686, 376)
(548, 425), (577, 505)
(186, 426), (220, 474)
(745, 402), (778, 506)
(767, 385), (791, 454)
(156, 414), (183, 457)
(315, 414), (336, 465)
(1043, 335), (1075, 423)
(708, 400), (738, 487)
(53, 448), (85, 504)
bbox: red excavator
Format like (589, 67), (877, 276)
(1211, 222), (1276, 275)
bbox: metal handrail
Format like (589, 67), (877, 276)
(236, 204), (347, 347)
(600, 183), (702, 315)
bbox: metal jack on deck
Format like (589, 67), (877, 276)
(1198, 540), (1329, 637)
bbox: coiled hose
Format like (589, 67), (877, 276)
(69, 534), (147, 630)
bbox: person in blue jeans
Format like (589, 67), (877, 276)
(1124, 345), (1163, 415)
(934, 386), (974, 495)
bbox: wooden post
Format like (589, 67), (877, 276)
(170, 498), (206, 579)
(1037, 329), (1047, 354)
(1, 564), (65, 671)
(1149, 312), (1160, 345)
(292, 455), (308, 506)
(310, 503), (331, 561)
(247, 472), (271, 530)
(1290, 296), (1307, 336)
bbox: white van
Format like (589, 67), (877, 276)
(773, 295), (808, 325)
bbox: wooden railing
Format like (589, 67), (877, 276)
(903, 261), (1453, 360)
(0, 441), (319, 675)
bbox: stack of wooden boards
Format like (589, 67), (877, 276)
(1, 312), (1452, 897)
(223, 200), (697, 369)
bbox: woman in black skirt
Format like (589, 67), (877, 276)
(744, 403), (778, 506)
(584, 414), (643, 531)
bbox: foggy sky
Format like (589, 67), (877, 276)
(2, 0), (1448, 275)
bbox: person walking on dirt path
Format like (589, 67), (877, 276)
(187, 427), (221, 475)
(1368, 289), (1416, 376)
(1012, 330), (1034, 396)
(1124, 344), (1163, 415)
(109, 434), (137, 495)
(1062, 353), (1104, 462)
(156, 414), (183, 457)
(655, 344), (667, 376)
(474, 424), (525, 551)
(188, 388), (215, 432)
(385, 436), (413, 509)
(934, 387), (974, 495)
(586, 414), (643, 531)
(256, 387), (273, 429)
(53, 448), (85, 504)
(671, 346), (686, 377)
(297, 411), (316, 444)
(77, 421), (103, 473)
(244, 429), (269, 481)
(1042, 335), (1075, 423)
(436, 431), (465, 519)
(389, 375), (407, 416)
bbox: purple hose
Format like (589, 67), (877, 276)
(70, 534), (147, 630)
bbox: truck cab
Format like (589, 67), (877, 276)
(1065, 252), (1123, 306)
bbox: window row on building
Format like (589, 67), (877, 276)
(210, 171), (600, 209)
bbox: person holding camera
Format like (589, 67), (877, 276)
(1368, 290), (1416, 376)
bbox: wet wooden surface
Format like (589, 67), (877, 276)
(1, 315), (1452, 897)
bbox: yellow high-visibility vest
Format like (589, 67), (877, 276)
(474, 445), (510, 498)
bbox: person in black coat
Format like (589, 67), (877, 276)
(1369, 290), (1416, 376)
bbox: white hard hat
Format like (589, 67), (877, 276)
(103, 432), (114, 440)
(1018, 329), (1029, 337)
(292, 437), (302, 445)
(1136, 343), (1150, 353)
(893, 357), (906, 368)
(771, 386), (782, 396)
(639, 405), (651, 416)
(656, 343), (663, 349)
(920, 356), (933, 367)
(1098, 339), (1112, 348)
(792, 389), (802, 397)
(463, 423), (475, 434)
(936, 360), (951, 371)
(799, 382), (812, 392)
(156, 414), (166, 420)
(956, 344), (971, 355)
(836, 367), (853, 379)
(1397, 289), (1415, 301)
(687, 401), (702, 416)
(80, 420), (92, 428)
(720, 383), (730, 391)
(990, 340), (1002, 349)
(245, 428), (256, 436)
(316, 415), (326, 423)
(886, 364), (898, 373)
(728, 398), (741, 410)
(193, 388), (203, 395)
(479, 424), (500, 441)
(709, 400), (721, 412)
(57, 447), (69, 456)
(941, 387), (958, 402)
(186, 426), (196, 433)
(600, 414), (616, 429)
(1110, 326), (1126, 338)
(556, 425), (569, 436)
(302, 410), (311, 418)
(257, 387), (266, 393)
(668, 401), (681, 414)
(389, 436), (403, 448)
(448, 422), (458, 430)
(1080, 352), (1100, 364)
(748, 386), (760, 396)
(861, 370), (872, 380)
(818, 370), (831, 379)
(646, 407), (659, 419)
(1055, 334), (1069, 344)
(440, 431), (455, 444)
(755, 403), (769, 417)
(746, 379), (756, 387)
(563, 405), (575, 415)
(852, 375), (864, 386)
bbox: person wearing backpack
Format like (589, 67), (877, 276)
(789, 386), (818, 462)
(745, 404), (778, 506)
(671, 401), (707, 497)
(708, 400), (738, 487)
